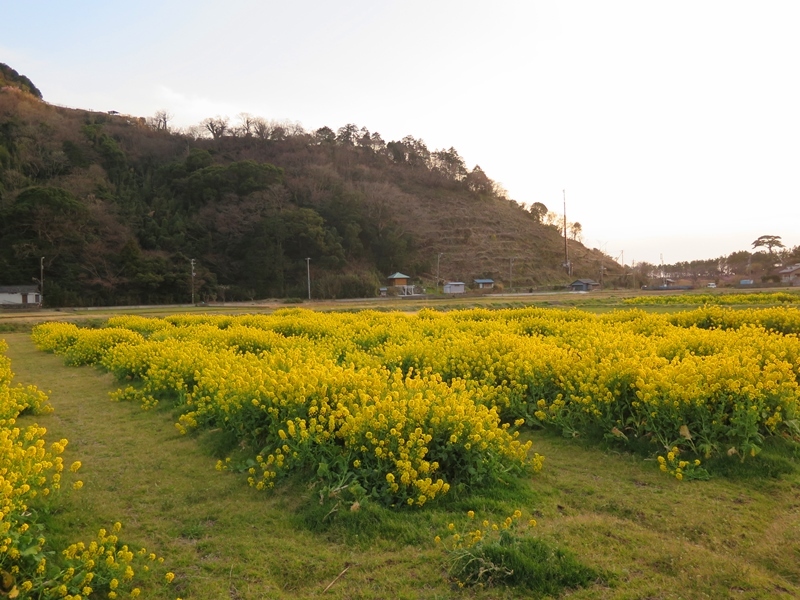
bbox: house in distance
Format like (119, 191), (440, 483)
(569, 279), (600, 292)
(443, 281), (465, 294)
(779, 264), (800, 286)
(473, 278), (494, 289)
(0, 285), (42, 307)
(387, 272), (417, 296)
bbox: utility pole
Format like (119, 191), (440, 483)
(436, 252), (443, 293)
(40, 256), (44, 306)
(190, 258), (196, 304)
(562, 189), (571, 276)
(509, 257), (516, 291)
(306, 257), (311, 300)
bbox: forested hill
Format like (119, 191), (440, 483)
(0, 74), (610, 306)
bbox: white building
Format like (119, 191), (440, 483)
(0, 285), (42, 307)
(778, 264), (800, 286)
(443, 281), (465, 294)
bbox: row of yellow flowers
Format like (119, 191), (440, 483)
(623, 291), (800, 306)
(33, 317), (541, 507)
(1, 340), (176, 598)
(31, 305), (800, 500)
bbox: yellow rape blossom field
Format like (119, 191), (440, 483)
(2, 303), (800, 598)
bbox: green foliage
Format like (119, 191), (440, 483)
(437, 509), (603, 593)
(61, 140), (89, 168)
(81, 123), (129, 185)
(0, 144), (11, 169)
(13, 185), (83, 212)
(480, 537), (602, 593)
(314, 271), (380, 299)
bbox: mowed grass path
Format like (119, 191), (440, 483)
(5, 330), (800, 599)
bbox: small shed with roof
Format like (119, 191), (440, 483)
(387, 272), (410, 287)
(387, 272), (417, 296)
(473, 278), (494, 289)
(569, 279), (600, 292)
(443, 281), (465, 294)
(0, 285), (42, 307)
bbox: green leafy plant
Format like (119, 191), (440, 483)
(435, 509), (602, 593)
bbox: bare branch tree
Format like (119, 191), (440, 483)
(200, 116), (230, 139)
(252, 117), (270, 139)
(148, 109), (173, 131)
(236, 112), (255, 137)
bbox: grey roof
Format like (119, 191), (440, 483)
(571, 279), (598, 285)
(387, 272), (411, 279)
(778, 264), (800, 273)
(473, 278), (494, 283)
(0, 285), (40, 293)
(445, 281), (465, 285)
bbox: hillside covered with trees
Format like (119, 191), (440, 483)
(0, 66), (610, 306)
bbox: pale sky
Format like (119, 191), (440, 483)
(3, 1), (799, 265)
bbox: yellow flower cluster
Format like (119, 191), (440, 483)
(665, 304), (800, 336)
(657, 446), (707, 481)
(438, 508), (531, 551)
(33, 312), (544, 506)
(0, 339), (63, 591)
(54, 523), (172, 598)
(31, 304), (800, 506)
(2, 340), (175, 597)
(436, 508), (537, 586)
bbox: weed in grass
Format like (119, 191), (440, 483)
(703, 436), (799, 481)
(196, 427), (241, 459)
(179, 522), (207, 540)
(436, 509), (604, 595)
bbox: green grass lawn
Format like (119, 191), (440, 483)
(4, 330), (800, 599)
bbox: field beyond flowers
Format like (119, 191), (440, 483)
(30, 305), (800, 506)
(623, 290), (800, 306)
